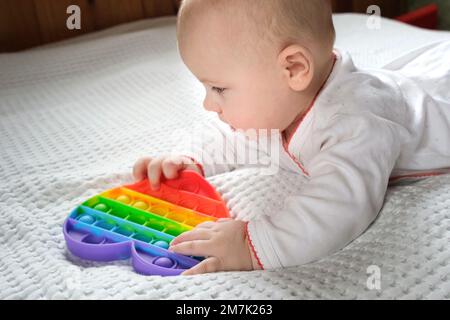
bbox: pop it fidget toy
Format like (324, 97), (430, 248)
(63, 170), (230, 276)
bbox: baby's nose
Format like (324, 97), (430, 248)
(203, 99), (221, 113)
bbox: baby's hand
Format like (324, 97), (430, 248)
(133, 155), (203, 190)
(169, 219), (262, 275)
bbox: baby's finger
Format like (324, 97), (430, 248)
(161, 157), (185, 180)
(181, 257), (222, 276)
(168, 240), (212, 257)
(133, 157), (151, 181)
(147, 158), (164, 190)
(169, 229), (212, 247)
(195, 221), (216, 229)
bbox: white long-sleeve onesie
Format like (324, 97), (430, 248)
(179, 41), (450, 270)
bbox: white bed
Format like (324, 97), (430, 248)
(0, 14), (449, 299)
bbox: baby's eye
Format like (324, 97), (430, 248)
(212, 87), (226, 95)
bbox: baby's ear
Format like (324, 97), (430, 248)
(278, 44), (314, 91)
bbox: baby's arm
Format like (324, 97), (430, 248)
(168, 113), (404, 274)
(247, 113), (404, 269)
(171, 120), (242, 177)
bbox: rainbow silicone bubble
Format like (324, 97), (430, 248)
(63, 170), (230, 276)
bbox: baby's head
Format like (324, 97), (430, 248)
(177, 0), (335, 131)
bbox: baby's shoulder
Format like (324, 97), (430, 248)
(313, 67), (406, 127)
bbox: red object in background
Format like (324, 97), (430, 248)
(396, 4), (439, 30)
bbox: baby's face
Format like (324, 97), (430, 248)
(178, 13), (300, 132)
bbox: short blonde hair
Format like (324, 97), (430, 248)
(178, 0), (335, 53)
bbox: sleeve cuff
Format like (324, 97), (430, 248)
(183, 155), (206, 177)
(180, 152), (215, 177)
(246, 219), (283, 270)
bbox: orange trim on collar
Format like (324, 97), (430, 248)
(282, 53), (338, 176)
(283, 53), (338, 148)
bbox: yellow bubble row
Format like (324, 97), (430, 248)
(100, 187), (217, 228)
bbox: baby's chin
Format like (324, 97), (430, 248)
(216, 116), (236, 131)
(219, 117), (280, 134)
(229, 126), (283, 137)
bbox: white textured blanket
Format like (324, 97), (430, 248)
(1, 14), (449, 299)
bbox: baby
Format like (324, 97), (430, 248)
(133, 0), (450, 275)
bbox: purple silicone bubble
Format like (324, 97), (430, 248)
(153, 257), (174, 268)
(131, 245), (186, 276)
(64, 218), (195, 276)
(64, 219), (131, 261)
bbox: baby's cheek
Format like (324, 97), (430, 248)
(231, 110), (261, 130)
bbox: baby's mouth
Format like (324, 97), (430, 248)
(218, 115), (236, 131)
